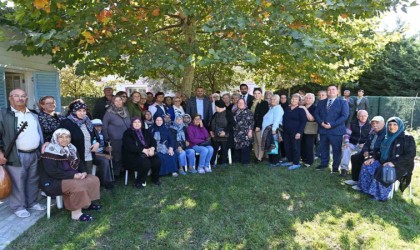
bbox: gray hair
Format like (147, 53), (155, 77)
(271, 94), (280, 104)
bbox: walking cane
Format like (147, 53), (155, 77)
(107, 141), (115, 182)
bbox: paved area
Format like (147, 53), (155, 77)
(0, 197), (48, 250)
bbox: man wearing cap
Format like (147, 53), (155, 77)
(338, 110), (371, 177)
(344, 116), (386, 188)
(92, 86), (114, 120)
(0, 89), (46, 218)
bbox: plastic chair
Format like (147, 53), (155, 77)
(124, 170), (138, 186)
(214, 148), (232, 165)
(46, 195), (63, 219)
(388, 180), (413, 199)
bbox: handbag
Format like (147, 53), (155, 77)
(267, 141), (279, 155)
(304, 121), (318, 135)
(374, 164), (396, 187)
(198, 138), (211, 146)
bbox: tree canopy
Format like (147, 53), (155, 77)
(4, 0), (417, 95)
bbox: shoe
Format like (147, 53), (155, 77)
(179, 170), (187, 176)
(344, 180), (358, 186)
(316, 165), (328, 170)
(280, 162), (293, 167)
(15, 209), (30, 218)
(135, 183), (144, 189)
(188, 168), (198, 174)
(198, 168), (205, 174)
(340, 169), (348, 177)
(352, 185), (361, 191)
(41, 191), (47, 197)
(331, 169), (339, 174)
(153, 180), (161, 186)
(76, 213), (94, 222)
(204, 167), (212, 173)
(172, 172), (179, 177)
(303, 163), (311, 167)
(84, 203), (102, 211)
(288, 164), (301, 170)
(28, 203), (46, 211)
(280, 157), (287, 162)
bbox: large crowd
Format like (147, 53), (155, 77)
(0, 84), (416, 222)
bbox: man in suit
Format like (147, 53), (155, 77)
(314, 85), (349, 174)
(240, 84), (254, 109)
(186, 87), (213, 126)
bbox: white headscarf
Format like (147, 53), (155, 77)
(44, 128), (78, 161)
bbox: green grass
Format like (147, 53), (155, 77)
(7, 159), (420, 249)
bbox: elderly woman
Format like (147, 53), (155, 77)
(126, 91), (143, 118)
(172, 97), (185, 118)
(148, 116), (178, 177)
(171, 114), (196, 174)
(281, 94), (307, 170)
(357, 117), (416, 201)
(40, 129), (100, 221)
(264, 91), (273, 103)
(115, 91), (128, 104)
(187, 114), (214, 174)
(59, 101), (99, 174)
(230, 93), (241, 114)
(144, 110), (154, 129)
(38, 96), (66, 143)
(251, 88), (269, 162)
(261, 94), (284, 166)
(234, 98), (254, 165)
(300, 93), (317, 167)
(122, 117), (161, 188)
(102, 96), (131, 178)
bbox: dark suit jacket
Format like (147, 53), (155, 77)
(253, 100), (269, 129)
(314, 98), (349, 136)
(186, 96), (213, 126)
(245, 94), (254, 109)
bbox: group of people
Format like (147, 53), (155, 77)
(0, 85), (416, 222)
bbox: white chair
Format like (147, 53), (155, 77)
(46, 195), (63, 219)
(125, 170), (138, 186)
(214, 148), (232, 165)
(91, 164), (97, 176)
(388, 180), (413, 200)
(195, 152), (212, 170)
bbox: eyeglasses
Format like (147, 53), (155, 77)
(43, 102), (55, 105)
(10, 95), (27, 99)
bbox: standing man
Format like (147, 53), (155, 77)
(92, 86), (113, 120)
(145, 92), (154, 109)
(314, 85), (349, 174)
(148, 92), (168, 120)
(0, 89), (46, 218)
(240, 84), (254, 109)
(186, 87), (212, 127)
(342, 90), (356, 126)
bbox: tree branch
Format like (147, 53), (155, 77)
(153, 23), (182, 34)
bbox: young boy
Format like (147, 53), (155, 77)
(92, 119), (114, 190)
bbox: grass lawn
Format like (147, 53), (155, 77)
(7, 157), (419, 249)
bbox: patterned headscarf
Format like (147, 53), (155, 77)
(171, 114), (186, 142)
(380, 117), (405, 162)
(44, 128), (78, 161)
(67, 101), (94, 132)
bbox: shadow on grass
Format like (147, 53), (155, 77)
(6, 162), (420, 249)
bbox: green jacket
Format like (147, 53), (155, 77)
(0, 107), (44, 167)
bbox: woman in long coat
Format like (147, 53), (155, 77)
(234, 98), (254, 165)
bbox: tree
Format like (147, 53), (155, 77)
(5, 0), (415, 96)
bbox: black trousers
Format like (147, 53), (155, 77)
(284, 133), (302, 165)
(211, 140), (228, 165)
(350, 153), (365, 181)
(235, 146), (251, 164)
(135, 155), (161, 184)
(301, 134), (316, 165)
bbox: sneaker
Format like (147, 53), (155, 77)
(280, 157), (287, 162)
(352, 185), (361, 191)
(280, 162), (293, 167)
(15, 209), (30, 218)
(316, 165), (328, 171)
(29, 203), (46, 211)
(198, 168), (205, 174)
(303, 163), (311, 167)
(331, 169), (339, 174)
(340, 169), (348, 177)
(179, 170), (187, 176)
(288, 164), (301, 170)
(204, 167), (212, 173)
(344, 180), (358, 186)
(172, 172), (179, 177)
(188, 168), (198, 174)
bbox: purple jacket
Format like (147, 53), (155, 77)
(187, 124), (209, 147)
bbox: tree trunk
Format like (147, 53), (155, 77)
(180, 17), (196, 97)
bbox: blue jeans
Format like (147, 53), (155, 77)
(177, 149), (196, 167)
(192, 145), (214, 168)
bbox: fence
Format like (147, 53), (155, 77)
(60, 95), (420, 129)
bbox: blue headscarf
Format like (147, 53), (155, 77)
(380, 117), (404, 162)
(171, 114), (186, 142)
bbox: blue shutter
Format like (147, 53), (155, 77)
(33, 72), (61, 112)
(0, 68), (6, 109)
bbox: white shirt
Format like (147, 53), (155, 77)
(12, 107), (41, 151)
(148, 102), (166, 117)
(242, 93), (249, 103)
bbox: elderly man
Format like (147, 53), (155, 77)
(344, 116), (386, 188)
(314, 85), (349, 174)
(0, 89), (46, 218)
(339, 110), (371, 177)
(92, 86), (114, 120)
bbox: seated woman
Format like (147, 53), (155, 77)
(144, 110), (154, 129)
(171, 114), (196, 174)
(122, 117), (161, 188)
(148, 116), (179, 177)
(358, 117), (416, 201)
(187, 114), (214, 174)
(39, 129), (100, 221)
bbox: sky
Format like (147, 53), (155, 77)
(379, 4), (420, 36)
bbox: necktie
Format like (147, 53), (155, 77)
(327, 99), (332, 111)
(242, 95), (245, 99)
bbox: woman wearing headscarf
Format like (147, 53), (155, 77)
(122, 117), (161, 188)
(172, 97), (186, 118)
(148, 116), (178, 177)
(357, 117), (416, 201)
(234, 98), (254, 165)
(144, 110), (154, 129)
(187, 114), (214, 174)
(183, 114), (192, 127)
(102, 96), (131, 178)
(171, 114), (196, 174)
(39, 129), (100, 221)
(59, 101), (99, 174)
(250, 88), (269, 163)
